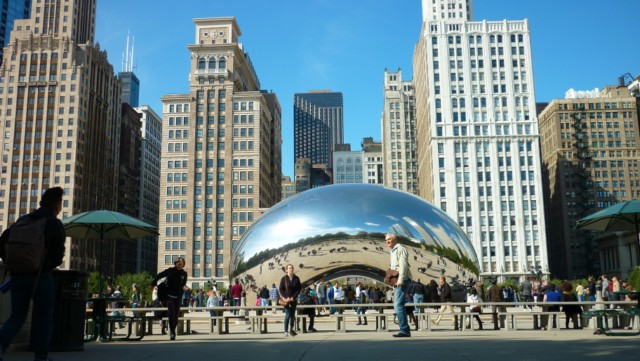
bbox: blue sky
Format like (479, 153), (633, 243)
(95, 0), (640, 178)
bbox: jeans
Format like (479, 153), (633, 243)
(260, 298), (269, 307)
(413, 293), (424, 313)
(393, 283), (411, 335)
(283, 304), (296, 332)
(577, 295), (586, 302)
(0, 271), (54, 357)
(233, 298), (241, 315)
(328, 298), (335, 314)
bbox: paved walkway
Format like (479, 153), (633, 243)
(4, 315), (639, 361)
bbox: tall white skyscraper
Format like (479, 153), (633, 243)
(414, 0), (548, 279)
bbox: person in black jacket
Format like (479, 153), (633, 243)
(432, 276), (452, 326)
(0, 187), (66, 361)
(279, 264), (301, 337)
(152, 257), (188, 340)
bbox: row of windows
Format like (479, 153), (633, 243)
(195, 115), (226, 125)
(167, 104), (190, 113)
(232, 158), (254, 167)
(167, 140), (188, 156)
(168, 130), (189, 139)
(167, 116), (189, 126)
(194, 142), (226, 151)
(197, 56), (227, 70)
(166, 186), (187, 196)
(438, 34), (525, 45)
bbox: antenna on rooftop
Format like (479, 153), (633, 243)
(121, 31), (135, 73)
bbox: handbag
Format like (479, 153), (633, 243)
(279, 275), (291, 307)
(384, 268), (400, 286)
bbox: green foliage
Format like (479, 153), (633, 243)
(113, 272), (154, 305)
(629, 267), (640, 290)
(88, 271), (106, 295)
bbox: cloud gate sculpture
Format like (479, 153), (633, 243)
(231, 184), (479, 291)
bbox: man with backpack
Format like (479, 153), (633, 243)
(0, 187), (66, 361)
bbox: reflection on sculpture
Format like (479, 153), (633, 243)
(230, 184), (479, 291)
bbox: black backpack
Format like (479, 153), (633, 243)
(4, 215), (47, 273)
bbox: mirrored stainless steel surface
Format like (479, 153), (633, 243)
(231, 184), (479, 289)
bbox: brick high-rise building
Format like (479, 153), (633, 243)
(158, 18), (281, 287)
(413, 0), (548, 279)
(539, 85), (640, 279)
(0, 0), (123, 273)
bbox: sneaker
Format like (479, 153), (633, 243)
(284, 332), (288, 337)
(290, 330), (298, 337)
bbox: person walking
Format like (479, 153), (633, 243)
(230, 279), (243, 315)
(488, 279), (505, 330)
(258, 285), (270, 307)
(385, 233), (412, 337)
(412, 279), (425, 314)
(587, 275), (596, 302)
(0, 187), (66, 361)
(521, 277), (533, 310)
(355, 282), (368, 325)
(432, 276), (453, 327)
(316, 280), (326, 314)
(152, 257), (188, 340)
(269, 283), (279, 313)
(279, 264), (301, 337)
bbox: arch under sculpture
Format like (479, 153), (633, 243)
(230, 184), (479, 290)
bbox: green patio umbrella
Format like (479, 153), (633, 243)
(576, 200), (640, 261)
(62, 210), (159, 292)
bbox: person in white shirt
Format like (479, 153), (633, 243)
(355, 282), (368, 325)
(333, 282), (344, 314)
(466, 288), (483, 330)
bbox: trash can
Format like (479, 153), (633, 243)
(49, 270), (89, 351)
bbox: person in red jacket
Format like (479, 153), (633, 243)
(230, 279), (244, 315)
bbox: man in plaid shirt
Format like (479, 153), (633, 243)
(269, 283), (280, 313)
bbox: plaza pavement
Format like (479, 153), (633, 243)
(4, 311), (640, 361)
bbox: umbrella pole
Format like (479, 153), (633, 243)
(99, 232), (103, 295)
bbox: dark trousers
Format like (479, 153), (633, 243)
(0, 272), (54, 358)
(166, 297), (181, 334)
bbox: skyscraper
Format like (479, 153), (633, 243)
(158, 17), (281, 287)
(135, 104), (162, 275)
(119, 33), (139, 107)
(413, 0), (548, 279)
(0, 0), (30, 65)
(0, 0), (122, 273)
(382, 69), (417, 194)
(294, 90), (344, 174)
(539, 84), (640, 279)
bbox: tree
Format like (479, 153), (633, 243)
(629, 267), (640, 291)
(112, 272), (154, 306)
